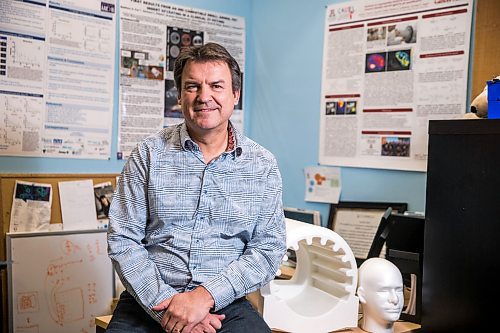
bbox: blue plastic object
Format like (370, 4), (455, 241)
(487, 79), (500, 119)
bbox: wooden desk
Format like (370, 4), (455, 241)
(96, 266), (421, 332)
(95, 315), (420, 333)
(96, 315), (112, 333)
(330, 321), (420, 332)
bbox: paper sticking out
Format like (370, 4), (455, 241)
(93, 181), (114, 220)
(304, 166), (341, 203)
(58, 179), (98, 230)
(9, 180), (53, 232)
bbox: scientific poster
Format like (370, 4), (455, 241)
(0, 0), (116, 159)
(319, 0), (473, 171)
(117, 0), (245, 159)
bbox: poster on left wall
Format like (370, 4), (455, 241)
(0, 0), (116, 159)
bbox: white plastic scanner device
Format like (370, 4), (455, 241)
(261, 218), (359, 333)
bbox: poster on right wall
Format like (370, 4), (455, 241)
(319, 0), (473, 172)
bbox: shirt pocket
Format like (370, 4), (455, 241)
(212, 195), (261, 242)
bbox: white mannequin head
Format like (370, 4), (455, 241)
(357, 258), (404, 333)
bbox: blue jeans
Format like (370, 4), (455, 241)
(106, 291), (271, 333)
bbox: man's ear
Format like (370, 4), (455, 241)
(357, 286), (366, 304)
(233, 90), (241, 106)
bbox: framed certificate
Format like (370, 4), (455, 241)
(328, 201), (407, 263)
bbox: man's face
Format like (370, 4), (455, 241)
(178, 60), (240, 135)
(364, 276), (404, 322)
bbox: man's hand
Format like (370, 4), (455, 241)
(152, 286), (215, 333)
(191, 313), (225, 333)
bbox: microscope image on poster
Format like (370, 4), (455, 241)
(166, 27), (204, 71)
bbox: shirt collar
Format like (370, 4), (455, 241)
(180, 121), (243, 158)
(227, 122), (243, 158)
(180, 122), (195, 151)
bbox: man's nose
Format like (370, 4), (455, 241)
(196, 85), (211, 102)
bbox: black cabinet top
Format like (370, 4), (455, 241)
(429, 119), (500, 135)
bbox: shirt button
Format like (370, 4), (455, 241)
(203, 190), (207, 194)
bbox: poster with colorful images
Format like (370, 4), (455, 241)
(319, 0), (473, 171)
(117, 0), (245, 159)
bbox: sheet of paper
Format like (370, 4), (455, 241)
(304, 166), (341, 203)
(58, 179), (98, 230)
(9, 180), (53, 232)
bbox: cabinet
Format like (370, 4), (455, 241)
(422, 119), (500, 332)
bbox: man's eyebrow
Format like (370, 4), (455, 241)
(210, 79), (226, 85)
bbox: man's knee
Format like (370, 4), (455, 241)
(217, 298), (271, 333)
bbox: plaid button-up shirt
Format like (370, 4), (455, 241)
(107, 122), (286, 323)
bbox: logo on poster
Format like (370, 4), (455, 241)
(101, 2), (115, 13)
(329, 6), (355, 22)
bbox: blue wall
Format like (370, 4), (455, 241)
(250, 0), (427, 225)
(4, 0), (472, 226)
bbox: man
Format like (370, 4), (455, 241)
(357, 258), (404, 333)
(107, 42), (286, 333)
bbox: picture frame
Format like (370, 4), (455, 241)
(327, 201), (408, 265)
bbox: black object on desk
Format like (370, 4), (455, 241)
(387, 249), (422, 324)
(386, 213), (424, 324)
(367, 211), (424, 324)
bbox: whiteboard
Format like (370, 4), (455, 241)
(7, 230), (114, 333)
